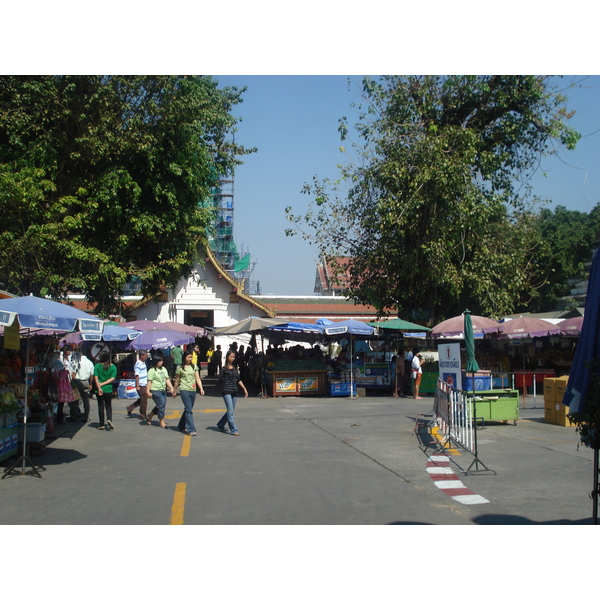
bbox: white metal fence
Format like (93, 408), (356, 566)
(434, 379), (475, 454)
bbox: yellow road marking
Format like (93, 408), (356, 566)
(181, 435), (191, 457)
(170, 483), (186, 525)
(431, 426), (461, 455)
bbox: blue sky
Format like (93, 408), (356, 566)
(215, 75), (600, 296)
(5, 5), (599, 297)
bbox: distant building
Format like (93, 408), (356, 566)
(314, 256), (352, 296)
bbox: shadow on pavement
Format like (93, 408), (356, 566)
(472, 514), (593, 525)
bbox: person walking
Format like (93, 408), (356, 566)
(72, 350), (95, 422)
(126, 350), (149, 420)
(206, 346), (215, 376)
(173, 351), (205, 436)
(171, 344), (183, 379)
(212, 345), (223, 376)
(146, 355), (175, 429)
(191, 344), (200, 367)
(393, 348), (405, 397)
(93, 352), (117, 430)
(411, 347), (425, 400)
(216, 349), (248, 436)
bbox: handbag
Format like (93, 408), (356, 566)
(70, 380), (82, 402)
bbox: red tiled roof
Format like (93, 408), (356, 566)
(316, 256), (353, 293)
(257, 296), (379, 323)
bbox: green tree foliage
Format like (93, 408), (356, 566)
(286, 76), (580, 321)
(526, 204), (600, 312)
(0, 75), (252, 315)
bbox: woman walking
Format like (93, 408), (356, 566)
(217, 349), (248, 436)
(93, 352), (117, 430)
(173, 351), (205, 436)
(146, 356), (175, 428)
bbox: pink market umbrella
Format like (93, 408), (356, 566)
(493, 316), (561, 339)
(431, 314), (500, 338)
(558, 316), (584, 336)
(158, 321), (206, 337)
(125, 328), (195, 351)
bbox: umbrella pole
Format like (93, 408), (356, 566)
(593, 445), (598, 525)
(350, 334), (355, 398)
(2, 330), (45, 479)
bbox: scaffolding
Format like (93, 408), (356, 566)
(207, 178), (260, 295)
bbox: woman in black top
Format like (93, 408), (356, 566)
(217, 349), (248, 435)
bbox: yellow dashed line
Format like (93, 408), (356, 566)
(170, 482), (186, 525)
(181, 435), (191, 457)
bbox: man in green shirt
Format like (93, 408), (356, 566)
(171, 345), (183, 379)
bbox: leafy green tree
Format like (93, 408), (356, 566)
(526, 204), (600, 312)
(286, 76), (580, 321)
(0, 76), (252, 315)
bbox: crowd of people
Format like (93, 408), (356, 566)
(42, 338), (424, 439)
(51, 341), (248, 437)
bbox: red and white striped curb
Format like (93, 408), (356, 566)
(426, 454), (490, 505)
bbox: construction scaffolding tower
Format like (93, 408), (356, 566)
(207, 178), (261, 295)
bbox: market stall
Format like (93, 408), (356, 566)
(266, 358), (328, 397)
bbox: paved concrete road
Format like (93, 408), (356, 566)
(0, 379), (596, 525)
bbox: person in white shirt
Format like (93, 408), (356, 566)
(411, 347), (425, 399)
(72, 350), (95, 422)
(126, 350), (150, 420)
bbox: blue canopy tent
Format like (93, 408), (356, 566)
(264, 321), (326, 345)
(323, 320), (377, 397)
(60, 322), (142, 346)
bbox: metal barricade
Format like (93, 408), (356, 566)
(435, 379), (475, 454)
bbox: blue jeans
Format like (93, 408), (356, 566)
(178, 390), (196, 433)
(217, 393), (238, 434)
(150, 390), (167, 419)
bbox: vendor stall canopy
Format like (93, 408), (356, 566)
(431, 314), (500, 338)
(486, 316), (561, 339)
(213, 316), (289, 336)
(0, 294), (103, 333)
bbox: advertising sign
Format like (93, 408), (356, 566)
(297, 377), (318, 392)
(276, 378), (297, 393)
(4, 319), (21, 350)
(438, 343), (461, 389)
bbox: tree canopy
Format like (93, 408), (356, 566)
(0, 75), (253, 315)
(527, 204), (600, 312)
(286, 75), (581, 321)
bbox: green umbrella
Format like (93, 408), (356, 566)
(464, 310), (480, 373)
(368, 318), (430, 331)
(462, 309), (495, 475)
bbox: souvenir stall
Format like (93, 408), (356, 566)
(262, 322), (329, 397)
(0, 295), (104, 478)
(323, 320), (382, 396)
(0, 343), (22, 464)
(1, 326), (70, 463)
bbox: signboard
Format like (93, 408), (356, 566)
(364, 363), (389, 377)
(275, 378), (297, 393)
(79, 318), (103, 334)
(0, 310), (17, 327)
(297, 377), (318, 392)
(4, 320), (21, 350)
(354, 363), (391, 387)
(438, 343), (461, 389)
